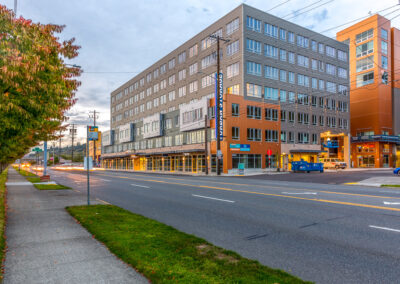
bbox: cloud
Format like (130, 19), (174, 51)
(313, 8), (328, 22)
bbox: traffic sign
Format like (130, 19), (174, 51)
(33, 147), (43, 152)
(88, 126), (98, 141)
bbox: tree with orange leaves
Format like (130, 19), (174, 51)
(0, 5), (81, 171)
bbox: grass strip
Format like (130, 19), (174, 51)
(12, 166), (37, 177)
(67, 205), (311, 284)
(0, 168), (8, 279)
(27, 177), (41, 183)
(381, 184), (400, 188)
(34, 184), (71, 190)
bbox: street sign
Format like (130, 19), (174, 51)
(88, 126), (98, 141)
(84, 157), (93, 170)
(33, 147), (43, 152)
(238, 163), (245, 175)
(217, 150), (222, 159)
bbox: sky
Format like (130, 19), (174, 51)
(2, 0), (400, 144)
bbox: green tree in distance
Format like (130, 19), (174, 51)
(0, 5), (81, 171)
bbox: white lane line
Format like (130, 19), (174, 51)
(282, 192), (317, 195)
(369, 225), (400, 233)
(380, 190), (400, 194)
(192, 194), (235, 203)
(100, 179), (111, 182)
(383, 202), (400, 205)
(96, 198), (111, 205)
(130, 183), (150, 188)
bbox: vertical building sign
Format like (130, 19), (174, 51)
(215, 73), (223, 140)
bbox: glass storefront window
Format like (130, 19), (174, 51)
(232, 154), (261, 169)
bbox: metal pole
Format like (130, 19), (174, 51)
(87, 126), (90, 205)
(59, 130), (62, 165)
(44, 141), (47, 176)
(204, 114), (208, 175)
(71, 124), (75, 163)
(14, 0), (17, 17)
(93, 110), (97, 166)
(216, 37), (221, 176)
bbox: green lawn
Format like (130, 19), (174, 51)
(27, 177), (41, 183)
(67, 205), (311, 284)
(34, 184), (71, 190)
(0, 168), (8, 279)
(381, 184), (400, 188)
(12, 166), (37, 177)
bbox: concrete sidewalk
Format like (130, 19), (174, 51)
(4, 167), (148, 284)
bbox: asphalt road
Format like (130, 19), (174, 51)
(49, 169), (400, 284)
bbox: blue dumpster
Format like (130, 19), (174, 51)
(291, 161), (324, 173)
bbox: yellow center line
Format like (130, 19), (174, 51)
(96, 174), (400, 212)
(95, 173), (400, 200)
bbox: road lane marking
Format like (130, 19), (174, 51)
(130, 183), (150, 188)
(383, 202), (400, 205)
(369, 225), (400, 233)
(100, 179), (111, 182)
(192, 194), (235, 203)
(96, 198), (111, 205)
(282, 192), (317, 195)
(106, 176), (400, 212)
(380, 191), (400, 194)
(96, 173), (400, 200)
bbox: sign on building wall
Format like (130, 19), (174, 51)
(215, 72), (223, 140)
(230, 144), (250, 151)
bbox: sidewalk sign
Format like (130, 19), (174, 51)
(238, 163), (245, 175)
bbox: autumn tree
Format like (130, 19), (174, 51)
(0, 5), (81, 171)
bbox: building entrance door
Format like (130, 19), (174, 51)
(192, 156), (197, 173)
(383, 155), (389, 168)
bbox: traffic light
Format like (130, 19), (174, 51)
(382, 71), (388, 85)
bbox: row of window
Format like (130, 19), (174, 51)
(245, 41), (348, 78)
(246, 16), (347, 61)
(246, 82), (348, 100)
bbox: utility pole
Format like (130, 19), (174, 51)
(59, 129), (62, 165)
(204, 114), (208, 175)
(69, 124), (76, 163)
(14, 0), (17, 17)
(89, 110), (99, 166)
(209, 34), (229, 176)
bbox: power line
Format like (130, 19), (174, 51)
(286, 0), (335, 20)
(282, 0), (324, 18)
(266, 0), (291, 12)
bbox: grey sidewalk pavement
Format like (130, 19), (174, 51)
(4, 167), (148, 284)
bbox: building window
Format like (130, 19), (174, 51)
(246, 16), (261, 32)
(297, 55), (309, 68)
(227, 18), (239, 35)
(312, 78), (317, 89)
(168, 75), (175, 85)
(280, 28), (286, 41)
(297, 132), (309, 144)
(227, 62), (240, 78)
(312, 114), (317, 125)
(326, 82), (336, 93)
(227, 40), (239, 56)
(168, 58), (175, 69)
(280, 49), (287, 61)
(265, 23), (278, 38)
(265, 130), (278, 142)
(381, 41), (388, 55)
(281, 131), (287, 142)
(288, 52), (295, 64)
(246, 39), (262, 54)
(265, 108), (278, 121)
(264, 44), (278, 58)
(201, 52), (217, 69)
(246, 83), (262, 98)
(338, 67), (347, 79)
(189, 63), (198, 76)
(288, 91), (295, 102)
(201, 74), (214, 88)
(288, 111), (295, 123)
(189, 81), (198, 93)
(178, 51), (186, 63)
(189, 44), (198, 58)
(311, 40), (317, 51)
(319, 80), (325, 90)
(288, 72), (295, 84)
(288, 131), (294, 143)
(297, 35), (309, 48)
(280, 90), (287, 102)
(356, 28), (373, 44)
(232, 103), (240, 116)
(280, 70), (287, 82)
(232, 127), (240, 140)
(247, 128), (262, 141)
(356, 56), (374, 72)
(226, 84), (240, 95)
(382, 56), (388, 69)
(232, 154), (261, 169)
(264, 87), (279, 101)
(326, 63), (336, 76)
(178, 69), (186, 81)
(381, 28), (388, 40)
(338, 50), (347, 61)
(247, 61), (262, 76)
(265, 66), (279, 80)
(288, 31), (295, 44)
(247, 106), (261, 119)
(281, 110), (286, 122)
(326, 46), (336, 58)
(356, 71), (374, 87)
(356, 40), (373, 58)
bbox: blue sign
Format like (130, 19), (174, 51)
(215, 73), (223, 140)
(230, 144), (250, 151)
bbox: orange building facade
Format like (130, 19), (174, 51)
(337, 15), (400, 168)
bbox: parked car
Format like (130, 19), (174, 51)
(320, 158), (347, 169)
(394, 167), (400, 176)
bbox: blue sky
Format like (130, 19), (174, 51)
(2, 0), (400, 143)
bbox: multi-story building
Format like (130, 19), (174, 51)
(337, 14), (400, 168)
(101, 4), (350, 173)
